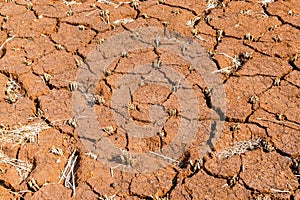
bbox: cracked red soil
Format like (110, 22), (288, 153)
(0, 0), (299, 199)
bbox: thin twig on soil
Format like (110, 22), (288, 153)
(149, 151), (179, 165)
(99, 194), (116, 200)
(97, 0), (116, 6)
(59, 150), (78, 196)
(256, 118), (300, 129)
(62, 0), (82, 6)
(0, 150), (32, 180)
(85, 9), (98, 17)
(9, 190), (33, 199)
(85, 151), (97, 160)
(211, 53), (242, 74)
(112, 18), (134, 26)
(0, 35), (15, 50)
(206, 0), (221, 10)
(270, 188), (291, 193)
(0, 122), (51, 145)
(110, 167), (114, 178)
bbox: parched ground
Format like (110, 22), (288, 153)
(0, 0), (299, 199)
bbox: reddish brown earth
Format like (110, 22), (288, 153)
(0, 0), (299, 199)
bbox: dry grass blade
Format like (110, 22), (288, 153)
(0, 35), (15, 50)
(0, 122), (51, 145)
(0, 150), (32, 180)
(149, 151), (179, 165)
(85, 151), (97, 160)
(217, 138), (261, 159)
(99, 194), (116, 200)
(59, 150), (78, 196)
(270, 188), (291, 193)
(62, 0), (82, 6)
(112, 18), (134, 26)
(211, 52), (252, 75)
(206, 0), (220, 10)
(49, 146), (64, 156)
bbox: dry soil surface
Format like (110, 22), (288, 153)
(0, 0), (299, 199)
